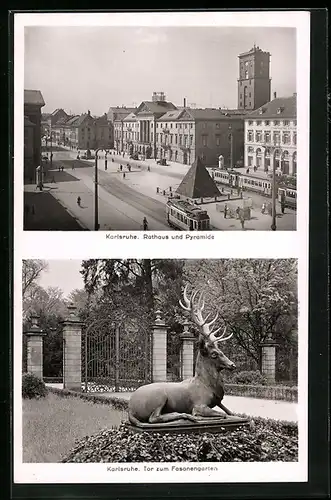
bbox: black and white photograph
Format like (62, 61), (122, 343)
(18, 258), (303, 482)
(18, 12), (309, 232)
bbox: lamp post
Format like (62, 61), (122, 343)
(263, 138), (281, 231)
(228, 124), (233, 169)
(94, 147), (105, 231)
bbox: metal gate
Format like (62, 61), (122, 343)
(82, 318), (151, 393)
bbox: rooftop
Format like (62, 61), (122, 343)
(24, 89), (45, 107)
(247, 95), (297, 119)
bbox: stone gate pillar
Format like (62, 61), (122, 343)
(152, 310), (167, 382)
(260, 334), (278, 384)
(25, 314), (46, 379)
(62, 303), (83, 391)
(180, 321), (195, 380)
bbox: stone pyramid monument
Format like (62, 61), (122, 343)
(176, 156), (220, 199)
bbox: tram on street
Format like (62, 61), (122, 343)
(166, 198), (211, 231)
(207, 167), (297, 209)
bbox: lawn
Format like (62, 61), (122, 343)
(23, 392), (127, 463)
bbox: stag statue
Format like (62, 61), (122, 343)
(128, 285), (236, 427)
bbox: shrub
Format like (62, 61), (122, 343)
(22, 373), (48, 399)
(62, 417), (298, 463)
(231, 370), (268, 386)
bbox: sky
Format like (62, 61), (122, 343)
(38, 260), (84, 298)
(24, 26), (296, 116)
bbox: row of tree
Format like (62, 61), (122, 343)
(22, 258), (298, 382)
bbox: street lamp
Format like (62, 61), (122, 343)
(263, 138), (281, 231)
(228, 124), (233, 169)
(94, 147), (106, 231)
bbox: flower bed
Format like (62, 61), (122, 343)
(62, 418), (298, 463)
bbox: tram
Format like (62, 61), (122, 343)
(166, 198), (210, 231)
(207, 167), (297, 209)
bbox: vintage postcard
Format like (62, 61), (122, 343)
(13, 10), (310, 486)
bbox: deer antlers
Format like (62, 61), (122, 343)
(179, 284), (233, 345)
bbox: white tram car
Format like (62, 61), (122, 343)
(166, 199), (210, 231)
(207, 168), (296, 209)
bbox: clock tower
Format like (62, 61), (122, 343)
(237, 45), (271, 110)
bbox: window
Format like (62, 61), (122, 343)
(248, 146), (254, 153)
(248, 120), (253, 125)
(247, 130), (254, 142)
(170, 134), (173, 144)
(273, 120), (280, 125)
(264, 131), (271, 143)
(179, 135), (182, 145)
(175, 135), (178, 144)
(156, 133), (159, 142)
(184, 135), (188, 146)
(216, 135), (220, 146)
(282, 132), (290, 144)
(255, 131), (262, 142)
(283, 120), (290, 126)
(190, 135), (193, 146)
(273, 131), (280, 144)
(185, 124), (188, 129)
(203, 123), (207, 128)
(256, 120), (262, 126)
(293, 132), (297, 145)
(216, 123), (220, 129)
(249, 92), (251, 98)
(264, 120), (270, 126)
(293, 120), (297, 126)
(190, 123), (193, 129)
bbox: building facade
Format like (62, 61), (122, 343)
(24, 89), (45, 182)
(244, 94), (297, 175)
(107, 106), (136, 148)
(237, 45), (271, 111)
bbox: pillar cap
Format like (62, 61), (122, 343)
(180, 320), (195, 340)
(62, 303), (83, 325)
(25, 314), (46, 336)
(154, 310), (166, 327)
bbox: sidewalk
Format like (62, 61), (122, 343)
(46, 384), (298, 422)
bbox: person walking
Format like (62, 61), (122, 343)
(123, 172), (126, 179)
(105, 158), (108, 171)
(261, 202), (266, 214)
(240, 214), (245, 230)
(143, 217), (148, 230)
(77, 196), (81, 207)
(236, 206), (241, 219)
(224, 203), (228, 219)
(120, 164), (123, 172)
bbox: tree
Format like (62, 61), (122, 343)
(183, 259), (297, 372)
(22, 259), (48, 303)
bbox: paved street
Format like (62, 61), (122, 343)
(25, 147), (296, 231)
(46, 384), (298, 422)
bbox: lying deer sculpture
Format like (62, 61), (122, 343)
(128, 285), (236, 427)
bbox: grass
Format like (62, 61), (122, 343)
(23, 392), (127, 463)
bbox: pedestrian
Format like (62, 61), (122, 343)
(147, 166), (150, 172)
(236, 206), (240, 219)
(224, 203), (228, 219)
(281, 201), (285, 214)
(52, 175), (56, 183)
(253, 165), (257, 172)
(77, 196), (81, 207)
(58, 166), (61, 172)
(143, 217), (148, 230)
(105, 159), (108, 171)
(123, 172), (126, 179)
(261, 203), (266, 214)
(240, 215), (245, 230)
(120, 164), (123, 172)
(112, 158), (114, 162)
(128, 165), (131, 172)
(246, 168), (250, 174)
(61, 166), (64, 172)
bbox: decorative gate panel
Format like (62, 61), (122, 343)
(82, 318), (151, 393)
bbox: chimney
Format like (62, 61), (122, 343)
(87, 110), (91, 116)
(273, 92), (277, 99)
(183, 97), (186, 108)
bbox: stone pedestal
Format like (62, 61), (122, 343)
(180, 321), (195, 380)
(62, 304), (83, 391)
(260, 336), (278, 384)
(25, 314), (46, 379)
(152, 310), (167, 382)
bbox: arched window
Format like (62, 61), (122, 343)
(264, 147), (271, 172)
(243, 87), (248, 108)
(256, 147), (262, 168)
(281, 150), (290, 174)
